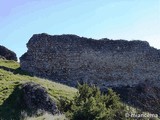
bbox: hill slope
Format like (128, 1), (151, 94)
(0, 59), (77, 119)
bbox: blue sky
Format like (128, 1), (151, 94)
(0, 0), (160, 59)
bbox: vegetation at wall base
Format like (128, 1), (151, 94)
(63, 83), (126, 120)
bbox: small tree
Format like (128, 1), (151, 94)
(67, 84), (126, 120)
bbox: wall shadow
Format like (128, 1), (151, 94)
(0, 85), (24, 120)
(110, 83), (160, 116)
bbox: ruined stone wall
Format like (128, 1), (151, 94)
(20, 33), (160, 88)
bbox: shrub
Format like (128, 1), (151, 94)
(66, 83), (126, 120)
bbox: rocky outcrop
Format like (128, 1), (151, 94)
(0, 82), (59, 120)
(20, 33), (160, 88)
(0, 45), (17, 61)
(21, 82), (59, 115)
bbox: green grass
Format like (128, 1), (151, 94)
(0, 59), (77, 119)
(0, 59), (20, 69)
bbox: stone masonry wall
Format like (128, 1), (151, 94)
(20, 33), (160, 88)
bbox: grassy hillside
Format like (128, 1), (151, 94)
(0, 59), (77, 101)
(0, 59), (77, 119)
